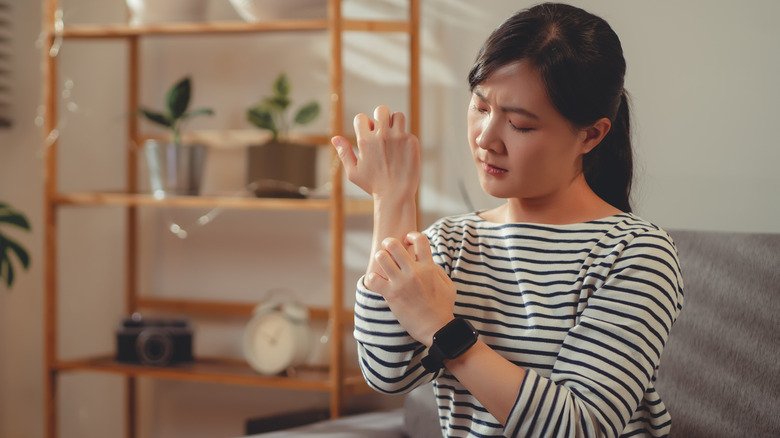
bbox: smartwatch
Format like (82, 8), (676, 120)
(421, 317), (479, 373)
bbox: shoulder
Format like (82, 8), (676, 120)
(606, 213), (680, 257)
(617, 213), (680, 257)
(611, 213), (685, 295)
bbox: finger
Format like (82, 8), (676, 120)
(405, 232), (433, 261)
(373, 105), (391, 131)
(354, 113), (373, 140)
(364, 272), (389, 295)
(331, 136), (357, 174)
(374, 249), (402, 278)
(382, 237), (415, 271)
(390, 111), (406, 132)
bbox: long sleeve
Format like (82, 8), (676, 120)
(353, 219), (455, 394)
(353, 278), (434, 394)
(503, 230), (685, 437)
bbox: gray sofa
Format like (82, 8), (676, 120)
(247, 229), (780, 438)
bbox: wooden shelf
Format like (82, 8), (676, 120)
(42, 0), (420, 432)
(53, 192), (373, 215)
(137, 296), (354, 323)
(57, 19), (410, 39)
(54, 355), (370, 393)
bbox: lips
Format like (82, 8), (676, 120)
(480, 160), (507, 175)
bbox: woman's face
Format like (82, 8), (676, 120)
(467, 61), (598, 200)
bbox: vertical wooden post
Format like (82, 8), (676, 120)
(42, 0), (58, 437)
(125, 35), (140, 438)
(327, 0), (345, 419)
(409, 0), (421, 228)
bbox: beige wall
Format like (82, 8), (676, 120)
(2, 1), (779, 437)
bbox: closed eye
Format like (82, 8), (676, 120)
(471, 104), (488, 114)
(510, 123), (534, 133)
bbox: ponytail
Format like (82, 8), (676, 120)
(583, 89), (633, 213)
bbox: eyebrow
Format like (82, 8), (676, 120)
(473, 89), (540, 120)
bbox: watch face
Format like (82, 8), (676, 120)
(435, 318), (478, 359)
(244, 312), (296, 375)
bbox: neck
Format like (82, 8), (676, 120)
(500, 173), (618, 225)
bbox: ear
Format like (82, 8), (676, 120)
(579, 117), (612, 154)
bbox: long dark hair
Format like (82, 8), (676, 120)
(468, 3), (633, 213)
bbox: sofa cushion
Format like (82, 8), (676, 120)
(658, 230), (780, 437)
(403, 384), (441, 438)
(405, 230), (780, 438)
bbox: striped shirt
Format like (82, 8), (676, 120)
(354, 211), (685, 437)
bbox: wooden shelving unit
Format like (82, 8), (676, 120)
(57, 18), (411, 38)
(40, 1), (420, 437)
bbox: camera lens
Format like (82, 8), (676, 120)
(136, 329), (173, 366)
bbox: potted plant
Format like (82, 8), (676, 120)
(246, 73), (320, 198)
(126, 0), (208, 26)
(229, 0), (327, 22)
(139, 76), (214, 197)
(0, 202), (31, 289)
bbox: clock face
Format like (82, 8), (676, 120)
(245, 312), (296, 375)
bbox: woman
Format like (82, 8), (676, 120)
(331, 3), (684, 437)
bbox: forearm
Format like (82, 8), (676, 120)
(445, 340), (526, 425)
(366, 196), (417, 278)
(354, 265), (435, 394)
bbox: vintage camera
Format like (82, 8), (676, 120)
(116, 313), (194, 366)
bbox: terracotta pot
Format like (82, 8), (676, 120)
(246, 141), (317, 198)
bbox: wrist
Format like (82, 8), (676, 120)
(444, 339), (486, 370)
(372, 193), (417, 210)
(371, 195), (418, 234)
(421, 317), (479, 373)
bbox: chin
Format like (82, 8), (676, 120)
(478, 179), (514, 199)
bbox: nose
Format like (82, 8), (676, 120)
(475, 114), (504, 153)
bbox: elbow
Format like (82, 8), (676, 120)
(358, 356), (429, 395)
(356, 343), (429, 395)
(568, 398), (619, 438)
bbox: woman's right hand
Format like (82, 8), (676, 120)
(331, 105), (420, 202)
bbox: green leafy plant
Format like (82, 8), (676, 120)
(139, 76), (214, 146)
(247, 73), (320, 143)
(0, 202), (31, 289)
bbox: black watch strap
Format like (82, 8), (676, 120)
(421, 344), (445, 373)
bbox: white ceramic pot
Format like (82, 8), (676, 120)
(229, 0), (327, 22)
(126, 0), (208, 25)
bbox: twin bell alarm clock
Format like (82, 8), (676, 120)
(243, 296), (312, 375)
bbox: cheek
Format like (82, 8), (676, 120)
(515, 138), (576, 181)
(508, 139), (564, 186)
(508, 139), (544, 169)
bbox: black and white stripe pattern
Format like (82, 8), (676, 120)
(355, 211), (684, 437)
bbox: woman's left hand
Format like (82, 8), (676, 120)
(365, 231), (456, 347)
